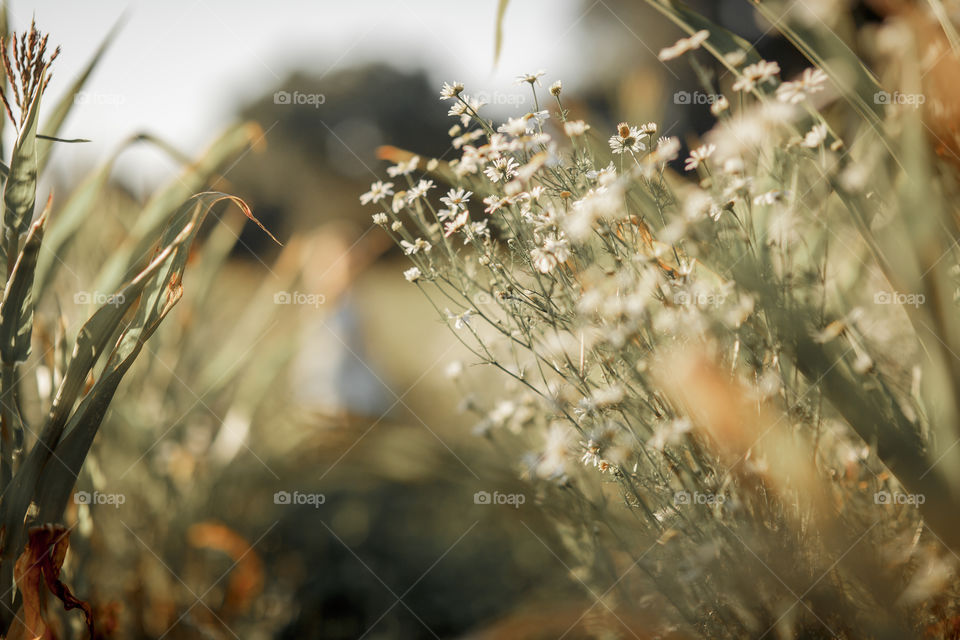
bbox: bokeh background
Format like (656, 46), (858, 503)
(8, 1), (849, 638)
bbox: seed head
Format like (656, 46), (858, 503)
(0, 20), (60, 127)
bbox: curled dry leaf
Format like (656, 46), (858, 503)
(7, 524), (93, 640)
(187, 521), (264, 617)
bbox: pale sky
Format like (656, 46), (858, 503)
(9, 0), (590, 188)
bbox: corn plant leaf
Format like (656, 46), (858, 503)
(3, 89), (42, 238)
(0, 240), (177, 575)
(93, 122), (271, 294)
(35, 132), (203, 300)
(34, 194), (255, 524)
(33, 162), (114, 300)
(493, 0), (509, 66)
(0, 199), (48, 364)
(36, 17), (122, 172)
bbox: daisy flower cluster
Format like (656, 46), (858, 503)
(360, 31), (960, 635)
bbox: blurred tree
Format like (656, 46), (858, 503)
(230, 65), (451, 255)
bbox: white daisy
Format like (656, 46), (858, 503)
(658, 29), (710, 61)
(439, 81), (464, 100)
(608, 122), (647, 155)
(776, 67), (828, 104)
(564, 120), (590, 137)
(360, 181), (394, 205)
(387, 156), (419, 177)
(684, 144), (716, 171)
(440, 188), (472, 210)
(732, 60), (781, 93)
(484, 157), (520, 183)
(516, 70), (546, 86)
(406, 179), (435, 202)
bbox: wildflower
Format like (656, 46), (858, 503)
(732, 60), (781, 92)
(587, 162), (617, 186)
(448, 95), (485, 127)
(461, 95), (486, 126)
(400, 238), (432, 255)
(484, 156), (520, 183)
(523, 110), (551, 129)
(651, 136), (681, 163)
(439, 81), (464, 100)
(403, 267), (422, 282)
(537, 422), (573, 480)
(498, 117), (529, 137)
(565, 186), (622, 240)
(387, 155), (419, 177)
(658, 29), (709, 61)
(452, 129), (484, 149)
(360, 180), (394, 205)
(372, 213), (388, 226)
(391, 221), (403, 232)
(684, 187), (722, 220)
(609, 122), (646, 155)
(591, 385), (624, 408)
(516, 69), (546, 86)
(445, 308), (473, 329)
(445, 360), (464, 380)
(580, 439), (602, 467)
(486, 133), (513, 157)
(724, 49), (748, 66)
(710, 95), (730, 116)
(391, 192), (407, 214)
(407, 179), (435, 202)
(483, 195), (510, 214)
(776, 67), (828, 104)
(454, 147), (483, 176)
(443, 210), (470, 237)
(753, 190), (790, 205)
(648, 417), (692, 450)
(468, 219), (490, 242)
(684, 144), (716, 171)
(440, 188), (472, 210)
(564, 120), (590, 137)
(531, 234), (571, 273)
(549, 80), (562, 96)
(801, 123), (828, 148)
